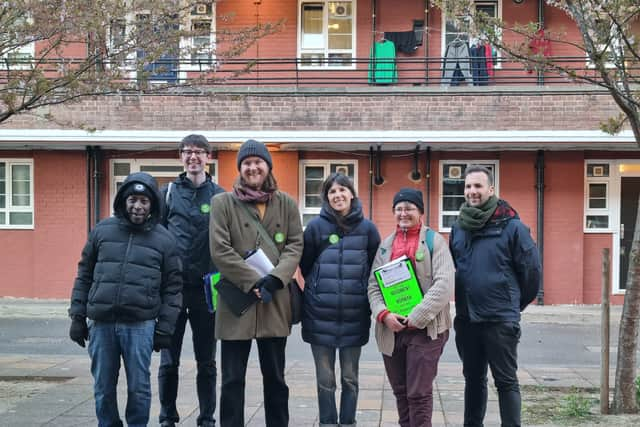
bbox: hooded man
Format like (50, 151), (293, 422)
(69, 171), (183, 427)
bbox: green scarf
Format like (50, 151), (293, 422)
(457, 195), (499, 231)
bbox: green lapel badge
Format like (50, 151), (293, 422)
(200, 203), (211, 214)
(274, 232), (285, 243)
(415, 250), (425, 262)
(329, 234), (340, 244)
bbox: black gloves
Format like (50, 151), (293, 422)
(254, 274), (284, 303)
(153, 332), (172, 352)
(69, 317), (88, 348)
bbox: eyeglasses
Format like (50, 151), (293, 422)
(394, 207), (418, 214)
(181, 149), (207, 156)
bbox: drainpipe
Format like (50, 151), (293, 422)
(371, 0), (377, 53)
(535, 150), (545, 305)
(86, 146), (93, 234)
(537, 0), (545, 85)
(369, 146), (374, 220)
(93, 146), (102, 225)
(425, 146), (431, 226)
(424, 0), (429, 84)
(374, 145), (384, 186)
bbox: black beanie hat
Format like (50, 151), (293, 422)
(236, 139), (273, 170)
(122, 182), (154, 201)
(393, 188), (424, 214)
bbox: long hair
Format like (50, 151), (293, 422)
(321, 173), (357, 233)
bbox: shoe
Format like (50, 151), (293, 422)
(160, 422), (176, 427)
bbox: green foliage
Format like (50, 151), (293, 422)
(559, 388), (593, 419)
(635, 376), (640, 405)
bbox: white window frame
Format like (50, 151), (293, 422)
(439, 160), (499, 232)
(0, 12), (35, 71)
(180, 2), (217, 72)
(109, 158), (218, 213)
(586, 21), (622, 69)
(298, 159), (358, 226)
(0, 159), (34, 229)
(584, 161), (613, 232)
(441, 0), (502, 68)
(298, 0), (356, 69)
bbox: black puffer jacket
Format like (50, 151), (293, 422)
(300, 199), (381, 347)
(69, 172), (183, 335)
(162, 172), (224, 287)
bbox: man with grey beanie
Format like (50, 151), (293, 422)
(210, 138), (303, 427)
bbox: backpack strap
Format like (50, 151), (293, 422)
(165, 182), (173, 206)
(426, 228), (435, 257)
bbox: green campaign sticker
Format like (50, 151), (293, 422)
(329, 234), (340, 244)
(415, 250), (425, 262)
(200, 203), (211, 214)
(274, 232), (285, 243)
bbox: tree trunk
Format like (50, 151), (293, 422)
(613, 195), (640, 413)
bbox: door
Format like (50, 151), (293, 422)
(619, 177), (640, 290)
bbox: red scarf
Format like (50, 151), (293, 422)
(390, 222), (422, 263)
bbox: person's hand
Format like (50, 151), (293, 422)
(153, 332), (172, 352)
(382, 313), (407, 333)
(253, 275), (283, 303)
(69, 317), (88, 348)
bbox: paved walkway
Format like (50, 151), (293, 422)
(0, 301), (626, 426)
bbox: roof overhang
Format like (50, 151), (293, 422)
(0, 129), (637, 151)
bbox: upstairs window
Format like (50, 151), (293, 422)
(1, 13), (35, 70)
(442, 1), (500, 64)
(299, 1), (355, 68)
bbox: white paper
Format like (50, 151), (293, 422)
(245, 248), (274, 276)
(378, 260), (412, 287)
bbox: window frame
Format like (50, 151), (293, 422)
(298, 0), (357, 69)
(298, 159), (358, 226)
(0, 159), (35, 230)
(0, 12), (35, 71)
(584, 161), (613, 232)
(109, 158), (218, 213)
(440, 0), (502, 68)
(439, 160), (499, 232)
(180, 2), (217, 72)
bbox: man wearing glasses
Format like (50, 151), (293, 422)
(158, 134), (225, 427)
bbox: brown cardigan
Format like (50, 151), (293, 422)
(367, 226), (454, 356)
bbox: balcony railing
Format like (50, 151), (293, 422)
(0, 55), (625, 89)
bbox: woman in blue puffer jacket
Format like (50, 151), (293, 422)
(300, 173), (380, 427)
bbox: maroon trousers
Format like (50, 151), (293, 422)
(383, 329), (449, 427)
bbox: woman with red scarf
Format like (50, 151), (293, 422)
(368, 188), (455, 427)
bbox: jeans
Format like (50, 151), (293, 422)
(87, 319), (155, 427)
(159, 286), (217, 426)
(220, 337), (288, 427)
(383, 330), (448, 427)
(310, 344), (361, 427)
(454, 317), (522, 427)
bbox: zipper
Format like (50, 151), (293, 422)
(116, 233), (134, 315)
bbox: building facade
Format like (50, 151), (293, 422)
(1, 0), (638, 305)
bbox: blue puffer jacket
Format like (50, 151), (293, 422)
(449, 199), (541, 323)
(300, 200), (381, 348)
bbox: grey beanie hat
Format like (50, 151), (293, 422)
(236, 139), (273, 170)
(393, 188), (424, 214)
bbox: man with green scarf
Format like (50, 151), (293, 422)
(449, 165), (540, 427)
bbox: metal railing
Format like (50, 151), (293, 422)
(0, 55), (627, 89)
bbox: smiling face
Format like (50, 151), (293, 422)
(464, 171), (495, 207)
(394, 201), (421, 229)
(327, 182), (354, 216)
(126, 194), (151, 224)
(240, 156), (270, 190)
(180, 144), (209, 177)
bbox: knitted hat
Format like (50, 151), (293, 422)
(393, 188), (424, 214)
(122, 182), (154, 201)
(237, 139), (273, 170)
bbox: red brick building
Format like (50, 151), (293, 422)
(1, 1), (638, 305)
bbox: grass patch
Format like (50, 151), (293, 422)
(522, 385), (598, 425)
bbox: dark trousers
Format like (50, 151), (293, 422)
(454, 317), (522, 427)
(158, 286), (217, 426)
(220, 337), (288, 427)
(383, 330), (448, 427)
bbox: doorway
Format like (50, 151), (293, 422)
(619, 177), (640, 290)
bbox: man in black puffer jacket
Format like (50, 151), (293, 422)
(68, 171), (182, 427)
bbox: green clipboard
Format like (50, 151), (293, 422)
(373, 255), (423, 316)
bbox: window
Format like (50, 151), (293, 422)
(584, 162), (612, 231)
(0, 160), (34, 229)
(1, 14), (35, 70)
(440, 161), (499, 230)
(299, 160), (357, 225)
(110, 158), (218, 213)
(442, 1), (500, 65)
(299, 1), (355, 68)
(182, 2), (216, 70)
(586, 18), (622, 69)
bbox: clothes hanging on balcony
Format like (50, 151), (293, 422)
(383, 31), (418, 54)
(442, 39), (472, 86)
(470, 42), (489, 86)
(369, 40), (398, 84)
